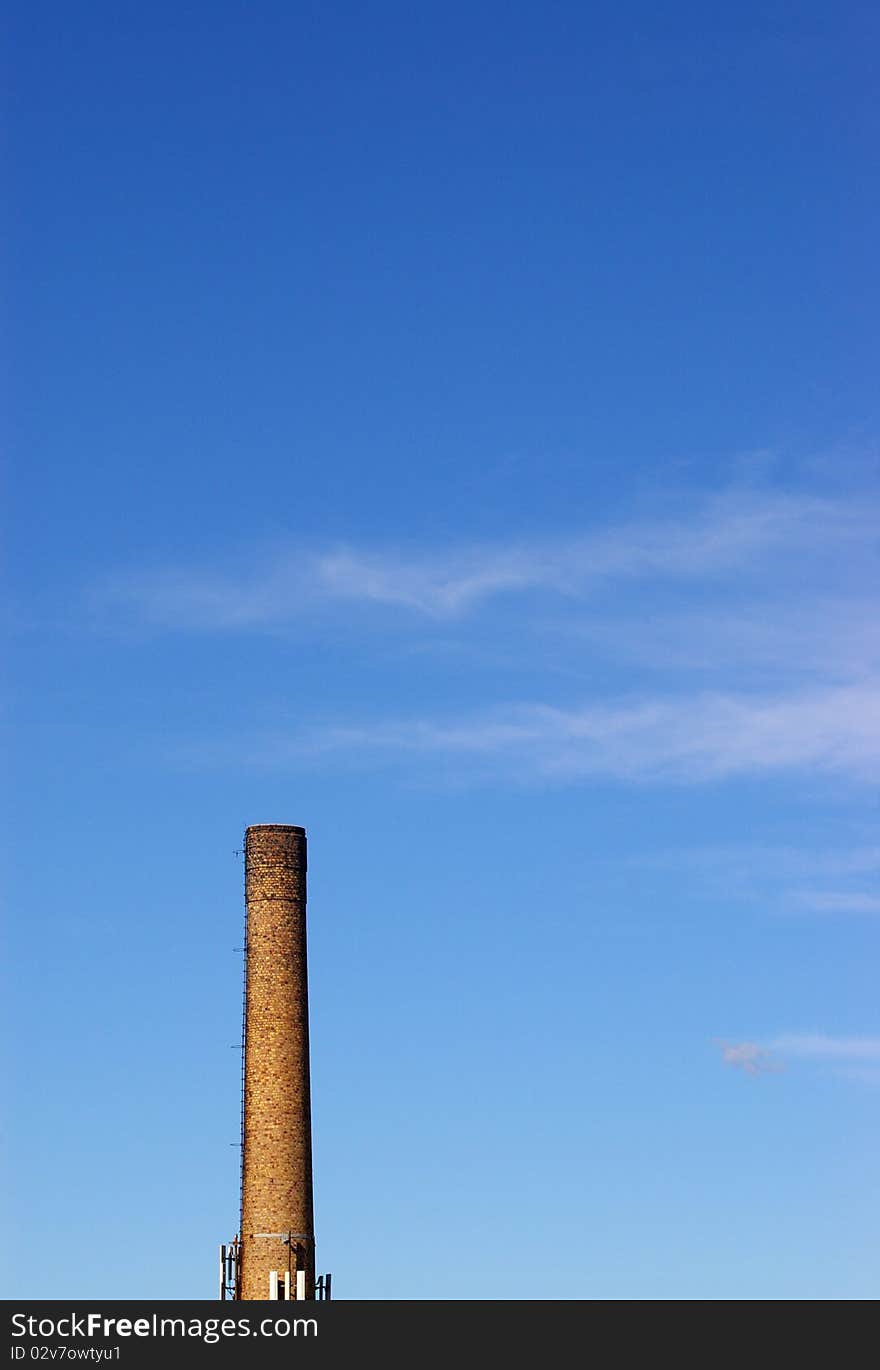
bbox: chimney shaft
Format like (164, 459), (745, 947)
(238, 825), (315, 1299)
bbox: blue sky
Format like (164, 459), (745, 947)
(4, 2), (880, 1299)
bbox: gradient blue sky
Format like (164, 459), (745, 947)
(4, 2), (880, 1299)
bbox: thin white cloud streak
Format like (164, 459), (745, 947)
(718, 1035), (880, 1077)
(788, 891), (880, 915)
(629, 843), (880, 880)
(96, 490), (875, 628)
(769, 1034), (880, 1061)
(100, 482), (878, 794)
(307, 681), (880, 783)
(624, 845), (880, 920)
(563, 600), (880, 683)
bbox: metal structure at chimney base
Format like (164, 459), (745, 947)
(219, 824), (331, 1301)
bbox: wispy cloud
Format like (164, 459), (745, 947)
(298, 680), (880, 784)
(770, 1034), (880, 1061)
(99, 479), (879, 793)
(718, 1034), (880, 1079)
(717, 1041), (781, 1075)
(94, 489), (874, 629)
(561, 598), (880, 684)
(788, 891), (880, 915)
(627, 842), (880, 881)
(620, 844), (880, 921)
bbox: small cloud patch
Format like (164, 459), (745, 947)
(716, 1040), (780, 1075)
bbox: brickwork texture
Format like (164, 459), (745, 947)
(239, 825), (315, 1300)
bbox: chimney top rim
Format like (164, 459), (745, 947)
(246, 824), (306, 835)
